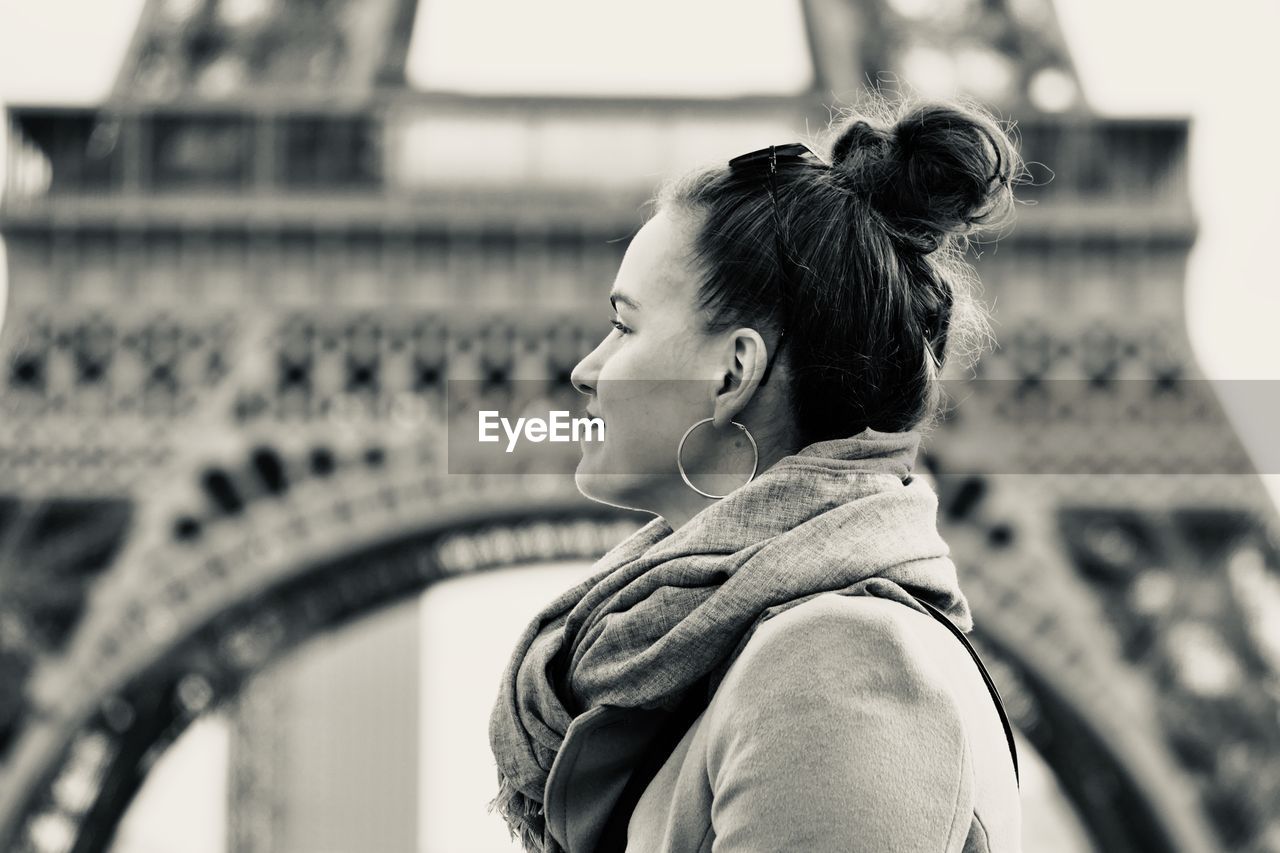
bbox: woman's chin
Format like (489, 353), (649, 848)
(575, 468), (627, 496)
(574, 458), (648, 507)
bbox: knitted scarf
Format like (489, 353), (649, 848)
(487, 427), (971, 852)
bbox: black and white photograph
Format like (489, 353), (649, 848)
(0, 0), (1277, 851)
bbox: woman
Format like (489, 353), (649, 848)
(488, 96), (1024, 852)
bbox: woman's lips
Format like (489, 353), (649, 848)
(588, 412), (609, 445)
(583, 411), (605, 445)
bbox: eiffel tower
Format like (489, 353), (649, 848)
(1, 0), (1278, 851)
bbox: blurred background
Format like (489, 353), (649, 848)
(0, 1), (1278, 851)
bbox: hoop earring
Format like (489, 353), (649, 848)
(676, 417), (759, 499)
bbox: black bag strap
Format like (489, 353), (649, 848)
(907, 593), (1020, 788)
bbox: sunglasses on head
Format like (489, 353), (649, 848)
(726, 143), (827, 386)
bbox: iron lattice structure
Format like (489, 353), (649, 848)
(1, 0), (1278, 851)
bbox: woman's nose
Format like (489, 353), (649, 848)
(570, 355), (595, 398)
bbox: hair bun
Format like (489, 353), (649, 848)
(830, 119), (894, 171)
(830, 102), (1019, 253)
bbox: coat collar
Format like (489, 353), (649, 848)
(543, 704), (668, 853)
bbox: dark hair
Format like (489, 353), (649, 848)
(654, 95), (1022, 444)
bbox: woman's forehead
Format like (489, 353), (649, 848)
(616, 209), (699, 307)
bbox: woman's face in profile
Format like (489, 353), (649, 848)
(571, 207), (741, 510)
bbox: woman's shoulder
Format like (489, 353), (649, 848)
(699, 592), (983, 850)
(721, 591), (962, 701)
(701, 590), (981, 771)
(701, 591), (972, 749)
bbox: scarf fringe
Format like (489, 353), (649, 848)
(488, 773), (562, 853)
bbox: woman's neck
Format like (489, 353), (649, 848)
(656, 440), (797, 532)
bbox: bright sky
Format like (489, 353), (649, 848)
(407, 0), (814, 96)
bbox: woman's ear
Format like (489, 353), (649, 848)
(712, 328), (768, 428)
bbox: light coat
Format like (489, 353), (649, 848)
(542, 592), (1022, 852)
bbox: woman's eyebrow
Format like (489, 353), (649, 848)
(609, 292), (641, 311)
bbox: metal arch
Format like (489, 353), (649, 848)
(13, 511), (643, 853)
(0, 469), (1225, 853)
(0, 448), (642, 850)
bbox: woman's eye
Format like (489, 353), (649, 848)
(609, 316), (631, 335)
